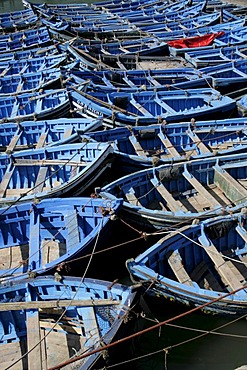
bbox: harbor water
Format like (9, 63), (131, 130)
(2, 0), (247, 369)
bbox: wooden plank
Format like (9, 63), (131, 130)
(125, 187), (141, 206)
(150, 176), (186, 212)
(0, 299), (120, 311)
(41, 239), (60, 265)
(167, 250), (194, 286)
(63, 127), (73, 139)
(79, 306), (100, 347)
(130, 98), (153, 116)
(36, 131), (48, 149)
(158, 131), (180, 157)
(186, 129), (211, 154)
(129, 135), (147, 157)
(203, 243), (244, 291)
(213, 164), (247, 205)
(64, 210), (80, 249)
(183, 168), (221, 208)
(33, 166), (48, 194)
(26, 309), (42, 370)
(0, 164), (14, 198)
(5, 131), (21, 153)
(13, 158), (87, 167)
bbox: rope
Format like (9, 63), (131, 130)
(47, 283), (247, 370)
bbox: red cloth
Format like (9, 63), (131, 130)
(167, 31), (225, 49)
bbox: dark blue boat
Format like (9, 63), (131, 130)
(0, 275), (139, 369)
(126, 212), (247, 315)
(99, 152), (247, 229)
(82, 118), (247, 172)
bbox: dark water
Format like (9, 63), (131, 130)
(2, 0), (247, 369)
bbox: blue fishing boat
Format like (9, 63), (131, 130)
(0, 275), (140, 369)
(69, 88), (236, 127)
(0, 44), (62, 62)
(0, 142), (113, 205)
(0, 117), (102, 152)
(0, 53), (68, 76)
(99, 152), (247, 229)
(0, 8), (38, 31)
(63, 66), (206, 92)
(169, 27), (247, 57)
(185, 44), (247, 68)
(0, 197), (121, 282)
(199, 59), (247, 93)
(82, 118), (247, 172)
(0, 68), (62, 95)
(0, 26), (52, 53)
(0, 89), (70, 122)
(126, 212), (247, 315)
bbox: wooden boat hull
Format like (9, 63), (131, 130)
(0, 275), (140, 369)
(126, 213), (247, 315)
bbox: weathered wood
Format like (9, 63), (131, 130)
(5, 132), (21, 153)
(0, 165), (14, 198)
(26, 309), (42, 370)
(13, 158), (87, 166)
(64, 210), (80, 249)
(158, 131), (180, 158)
(129, 135), (147, 157)
(183, 168), (221, 208)
(0, 299), (120, 311)
(36, 131), (48, 149)
(203, 243), (244, 291)
(130, 98), (153, 116)
(125, 187), (141, 206)
(186, 129), (211, 154)
(167, 250), (194, 286)
(33, 166), (48, 194)
(63, 127), (73, 139)
(41, 239), (60, 265)
(79, 306), (100, 347)
(150, 176), (186, 212)
(214, 164), (247, 205)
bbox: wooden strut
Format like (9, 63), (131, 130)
(47, 283), (247, 370)
(0, 299), (120, 311)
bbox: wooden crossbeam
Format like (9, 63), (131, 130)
(0, 164), (14, 198)
(158, 131), (180, 157)
(0, 299), (120, 311)
(167, 250), (194, 286)
(129, 135), (147, 157)
(186, 129), (211, 154)
(183, 168), (221, 208)
(150, 176), (186, 212)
